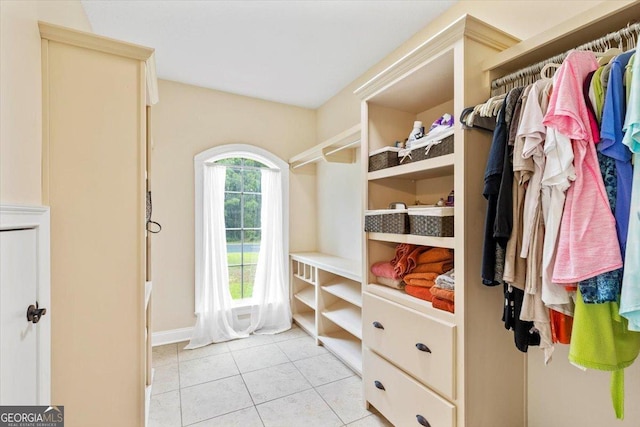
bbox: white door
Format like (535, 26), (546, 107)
(0, 228), (42, 404)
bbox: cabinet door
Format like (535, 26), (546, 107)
(0, 229), (39, 405)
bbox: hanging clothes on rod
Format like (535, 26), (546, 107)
(460, 94), (505, 131)
(482, 23), (640, 418)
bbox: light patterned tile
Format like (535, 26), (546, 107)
(178, 340), (230, 362)
(271, 324), (310, 343)
(181, 375), (253, 425)
(316, 375), (374, 424)
(151, 363), (179, 395)
(242, 362), (311, 404)
(231, 343), (289, 373)
(256, 389), (342, 427)
(347, 413), (393, 426)
(276, 336), (327, 361)
(187, 406), (263, 427)
(152, 343), (178, 367)
(294, 353), (355, 386)
(180, 352), (239, 387)
(227, 333), (274, 351)
(148, 390), (181, 427)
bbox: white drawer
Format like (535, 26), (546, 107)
(364, 348), (455, 427)
(363, 292), (456, 399)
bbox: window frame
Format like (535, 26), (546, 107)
(194, 144), (289, 310)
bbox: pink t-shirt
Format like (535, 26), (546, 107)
(543, 51), (623, 283)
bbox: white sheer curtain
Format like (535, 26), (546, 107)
(186, 165), (247, 349)
(250, 169), (292, 334)
(187, 165), (290, 349)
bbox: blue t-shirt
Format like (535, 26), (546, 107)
(600, 50), (635, 256)
(620, 52), (640, 330)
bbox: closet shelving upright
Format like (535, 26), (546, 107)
(289, 124), (364, 375)
(356, 15), (523, 427)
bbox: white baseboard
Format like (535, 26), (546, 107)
(152, 327), (193, 346)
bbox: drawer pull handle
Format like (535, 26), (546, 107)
(372, 321), (384, 330)
(416, 415), (431, 427)
(374, 380), (385, 391)
(415, 343), (431, 353)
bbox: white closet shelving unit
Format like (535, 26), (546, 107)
(289, 124), (360, 169)
(289, 123), (363, 374)
(290, 252), (363, 374)
(357, 15), (524, 427)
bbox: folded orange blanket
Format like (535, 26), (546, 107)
(405, 245), (431, 275)
(410, 261), (454, 275)
(417, 247), (453, 265)
(432, 296), (455, 313)
(403, 272), (438, 282)
(404, 284), (433, 302)
(429, 286), (455, 302)
(391, 244), (416, 266)
(404, 278), (436, 288)
(394, 245), (430, 277)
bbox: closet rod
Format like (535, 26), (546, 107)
(491, 21), (640, 95)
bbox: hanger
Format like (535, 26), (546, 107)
(540, 63), (561, 79)
(596, 47), (623, 66)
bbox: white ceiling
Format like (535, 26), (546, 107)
(82, 1), (456, 109)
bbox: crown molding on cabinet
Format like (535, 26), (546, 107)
(38, 21), (155, 62)
(354, 14), (520, 101)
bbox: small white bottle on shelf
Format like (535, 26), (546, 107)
(406, 121), (424, 149)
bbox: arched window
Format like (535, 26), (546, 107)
(215, 157), (265, 299)
(187, 144), (291, 346)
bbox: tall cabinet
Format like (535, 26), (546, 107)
(40, 23), (158, 427)
(356, 16), (524, 427)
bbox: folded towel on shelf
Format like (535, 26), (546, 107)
(394, 245), (430, 277)
(391, 244), (416, 266)
(371, 261), (401, 280)
(432, 296), (455, 313)
(376, 276), (405, 290)
(435, 268), (455, 290)
(410, 261), (454, 275)
(430, 286), (455, 302)
(405, 284), (433, 302)
(403, 272), (439, 282)
(416, 247), (453, 265)
(405, 245), (432, 275)
(405, 278), (436, 288)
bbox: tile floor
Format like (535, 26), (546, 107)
(150, 325), (393, 427)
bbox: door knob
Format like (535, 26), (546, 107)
(26, 302), (47, 324)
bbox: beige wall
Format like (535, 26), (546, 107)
(316, 152), (361, 259)
(151, 79), (317, 332)
(0, 0), (91, 204)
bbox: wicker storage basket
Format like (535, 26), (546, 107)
(408, 206), (454, 237)
(365, 209), (409, 234)
(369, 146), (401, 172)
(398, 133), (454, 165)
